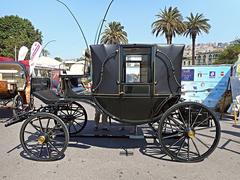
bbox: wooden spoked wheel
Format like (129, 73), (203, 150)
(20, 112), (69, 161)
(158, 102), (221, 162)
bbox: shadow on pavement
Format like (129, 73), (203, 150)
(0, 108), (13, 122)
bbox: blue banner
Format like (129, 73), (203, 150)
(181, 65), (231, 108)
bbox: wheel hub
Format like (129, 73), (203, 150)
(185, 128), (195, 139)
(37, 134), (49, 144)
(61, 115), (75, 122)
(37, 136), (46, 144)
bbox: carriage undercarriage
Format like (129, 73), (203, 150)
(4, 44), (221, 162)
(5, 82), (220, 163)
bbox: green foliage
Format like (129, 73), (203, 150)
(0, 15), (42, 58)
(152, 7), (186, 44)
(54, 57), (63, 62)
(42, 49), (50, 56)
(100, 21), (128, 44)
(184, 13), (211, 39)
(214, 44), (240, 64)
(184, 13), (211, 64)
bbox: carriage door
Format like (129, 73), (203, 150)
(121, 46), (152, 95)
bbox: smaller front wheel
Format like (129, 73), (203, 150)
(20, 112), (69, 161)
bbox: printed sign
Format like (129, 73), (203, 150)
(209, 71), (216, 78)
(181, 69), (194, 81)
(181, 65), (231, 108)
(29, 42), (42, 76)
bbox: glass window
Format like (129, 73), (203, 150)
(123, 48), (151, 83)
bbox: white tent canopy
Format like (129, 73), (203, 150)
(35, 56), (61, 69)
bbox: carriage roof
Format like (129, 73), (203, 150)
(90, 44), (185, 96)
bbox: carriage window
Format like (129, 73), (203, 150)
(125, 54), (150, 83)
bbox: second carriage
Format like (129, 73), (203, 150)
(0, 61), (30, 117)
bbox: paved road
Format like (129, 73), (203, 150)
(0, 101), (240, 180)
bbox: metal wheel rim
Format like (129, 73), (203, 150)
(20, 112), (69, 161)
(158, 102), (221, 162)
(58, 102), (87, 135)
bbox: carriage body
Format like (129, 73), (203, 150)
(90, 44), (184, 124)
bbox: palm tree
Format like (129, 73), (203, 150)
(184, 13), (211, 65)
(100, 21), (128, 44)
(152, 7), (185, 44)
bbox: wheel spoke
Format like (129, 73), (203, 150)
(163, 121), (183, 132)
(163, 133), (183, 139)
(195, 136), (209, 149)
(72, 123), (79, 132)
(29, 122), (41, 133)
(194, 125), (215, 132)
(38, 144), (44, 157)
(177, 108), (187, 127)
(194, 117), (211, 128)
(46, 118), (50, 132)
(38, 118), (44, 132)
(49, 138), (65, 145)
(167, 116), (185, 130)
(167, 118), (174, 133)
(48, 141), (61, 154)
(24, 131), (39, 137)
(60, 110), (68, 116)
(168, 135), (185, 149)
(74, 112), (84, 117)
(191, 108), (203, 128)
(187, 138), (190, 160)
(191, 138), (200, 156)
(48, 124), (61, 134)
(73, 120), (84, 129)
(73, 107), (81, 115)
(176, 137), (186, 157)
(188, 106), (191, 127)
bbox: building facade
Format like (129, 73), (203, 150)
(182, 42), (228, 66)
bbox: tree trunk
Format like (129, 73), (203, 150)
(192, 35), (196, 65)
(166, 35), (172, 44)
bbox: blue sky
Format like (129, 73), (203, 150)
(1, 0), (239, 59)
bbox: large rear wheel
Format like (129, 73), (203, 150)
(57, 102), (87, 135)
(158, 102), (221, 162)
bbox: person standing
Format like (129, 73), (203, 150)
(94, 109), (109, 130)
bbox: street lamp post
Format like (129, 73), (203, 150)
(14, 45), (17, 61)
(41, 40), (56, 56)
(9, 36), (17, 61)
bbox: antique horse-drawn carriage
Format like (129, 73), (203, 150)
(5, 44), (221, 162)
(0, 61), (29, 117)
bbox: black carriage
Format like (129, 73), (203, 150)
(5, 44), (221, 162)
(0, 61), (29, 117)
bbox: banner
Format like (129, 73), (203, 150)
(18, 46), (29, 61)
(181, 65), (231, 108)
(29, 42), (42, 76)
